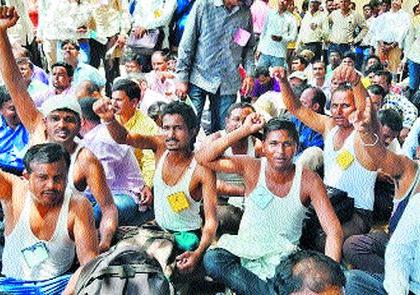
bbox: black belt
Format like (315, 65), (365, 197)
(304, 42), (322, 45)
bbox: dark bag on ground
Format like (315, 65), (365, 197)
(75, 224), (175, 295)
(300, 186), (354, 249)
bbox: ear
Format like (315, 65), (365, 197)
(312, 103), (320, 113)
(22, 170), (30, 180)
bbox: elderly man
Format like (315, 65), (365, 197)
(0, 7), (118, 252)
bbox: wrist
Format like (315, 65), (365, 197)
(102, 117), (116, 125)
(361, 133), (379, 147)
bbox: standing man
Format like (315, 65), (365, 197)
(176, 0), (256, 133)
(328, 0), (368, 56)
(0, 8), (118, 252)
(370, 0), (411, 74)
(256, 0), (298, 69)
(94, 99), (218, 274)
(296, 0), (328, 61)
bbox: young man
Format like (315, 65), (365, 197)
(0, 8), (118, 252)
(275, 65), (377, 243)
(0, 143), (98, 295)
(93, 99), (217, 273)
(196, 114), (342, 294)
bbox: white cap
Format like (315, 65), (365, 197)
(40, 95), (82, 118)
(288, 71), (308, 81)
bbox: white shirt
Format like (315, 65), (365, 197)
(370, 9), (411, 47)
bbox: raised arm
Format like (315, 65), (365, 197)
(176, 165), (218, 273)
(80, 149), (118, 252)
(306, 169), (343, 262)
(195, 113), (265, 175)
(0, 7), (43, 133)
(93, 97), (162, 151)
(353, 97), (417, 182)
(273, 67), (330, 135)
(0, 170), (14, 201)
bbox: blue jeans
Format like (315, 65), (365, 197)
(257, 54), (287, 69)
(408, 59), (420, 92)
(203, 248), (276, 295)
(89, 193), (154, 226)
(345, 270), (387, 295)
(189, 84), (236, 133)
(0, 274), (71, 295)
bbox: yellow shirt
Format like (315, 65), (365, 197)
(297, 10), (329, 45)
(288, 12), (301, 50)
(117, 110), (159, 187)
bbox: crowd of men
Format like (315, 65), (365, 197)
(0, 0), (419, 294)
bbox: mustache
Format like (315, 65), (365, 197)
(42, 190), (60, 195)
(166, 138), (178, 142)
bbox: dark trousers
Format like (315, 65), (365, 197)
(89, 38), (121, 96)
(302, 42), (323, 61)
(343, 231), (388, 273)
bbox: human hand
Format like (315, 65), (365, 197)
(271, 66), (288, 81)
(132, 26), (146, 39)
(332, 65), (361, 86)
(399, 127), (410, 143)
(242, 76), (254, 96)
(93, 97), (116, 123)
(175, 81), (189, 100)
(116, 34), (126, 48)
(176, 251), (200, 273)
(140, 185), (153, 206)
(0, 6), (19, 32)
(243, 112), (265, 134)
(350, 97), (380, 135)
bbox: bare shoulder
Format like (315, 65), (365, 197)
(69, 193), (93, 217)
(76, 147), (98, 165)
(300, 167), (324, 197)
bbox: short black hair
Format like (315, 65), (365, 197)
(255, 66), (270, 77)
(293, 56), (309, 67)
(23, 143), (71, 173)
(329, 50), (342, 58)
(378, 109), (403, 133)
(147, 101), (168, 122)
(52, 62), (74, 78)
(292, 83), (311, 99)
(414, 3), (419, 13)
(309, 87), (327, 114)
(161, 101), (199, 151)
(364, 63), (384, 76)
(226, 102), (255, 119)
(79, 97), (100, 124)
(61, 39), (80, 51)
(262, 118), (299, 143)
(374, 70), (393, 85)
(0, 86), (12, 108)
(367, 84), (386, 98)
(363, 3), (372, 9)
(272, 250), (346, 295)
(112, 78), (141, 100)
(343, 51), (356, 62)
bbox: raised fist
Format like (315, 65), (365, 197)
(0, 6), (19, 31)
(93, 98), (116, 123)
(243, 112), (265, 134)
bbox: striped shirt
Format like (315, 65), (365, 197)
(176, 0), (255, 95)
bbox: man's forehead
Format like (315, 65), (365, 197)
(48, 109), (80, 119)
(162, 113), (187, 125)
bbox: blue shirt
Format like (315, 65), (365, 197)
(291, 116), (324, 157)
(72, 62), (106, 89)
(176, 0), (255, 95)
(0, 116), (29, 172)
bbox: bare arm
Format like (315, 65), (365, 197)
(81, 150), (118, 252)
(274, 68), (330, 135)
(307, 170), (343, 262)
(217, 180), (245, 197)
(0, 170), (13, 200)
(93, 98), (162, 151)
(0, 8), (43, 134)
(63, 197), (99, 295)
(195, 113), (264, 175)
(176, 166), (218, 273)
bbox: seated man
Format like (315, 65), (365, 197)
(276, 65), (378, 244)
(0, 142), (98, 295)
(0, 86), (29, 175)
(94, 99), (217, 274)
(196, 114), (342, 294)
(16, 57), (49, 97)
(202, 102), (256, 235)
(0, 11), (118, 252)
(79, 98), (153, 226)
(145, 50), (177, 99)
(252, 67), (281, 102)
(291, 86), (326, 158)
(272, 250), (346, 295)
